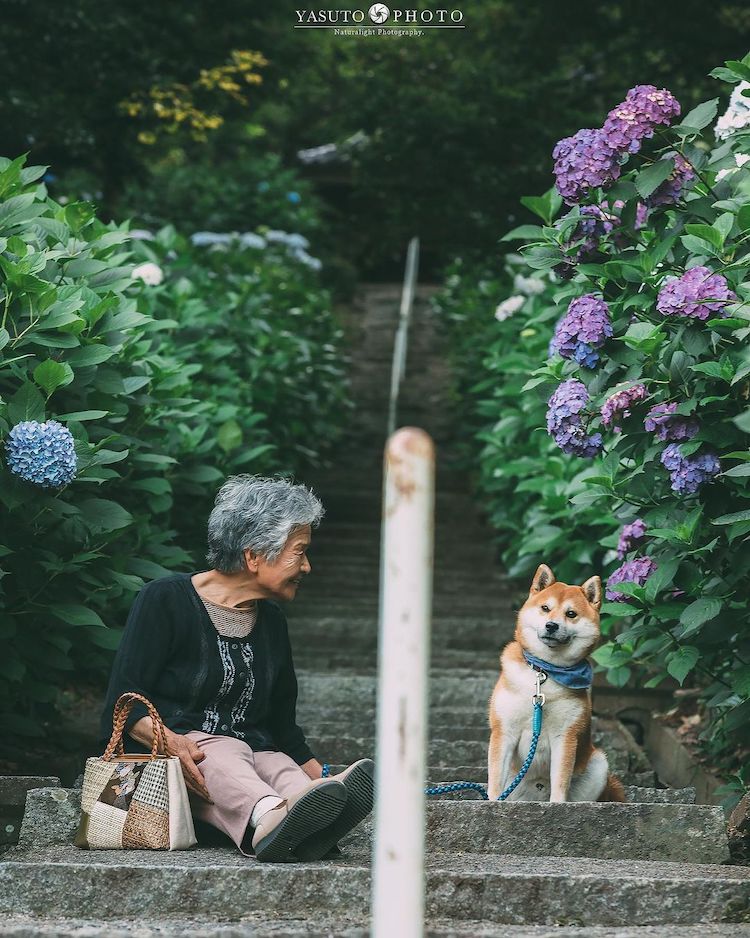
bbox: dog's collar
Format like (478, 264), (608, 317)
(522, 651), (593, 690)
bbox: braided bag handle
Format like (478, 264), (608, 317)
(103, 692), (171, 762)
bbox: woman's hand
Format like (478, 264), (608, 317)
(300, 757), (324, 779)
(129, 717), (212, 803)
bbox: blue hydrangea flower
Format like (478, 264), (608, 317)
(551, 295), (613, 368)
(5, 420), (77, 488)
(546, 378), (603, 458)
(660, 443), (720, 495)
(286, 191), (302, 204)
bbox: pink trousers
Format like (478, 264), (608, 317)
(185, 731), (312, 853)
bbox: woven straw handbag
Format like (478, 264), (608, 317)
(75, 691), (197, 850)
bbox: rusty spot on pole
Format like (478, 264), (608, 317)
(384, 427), (435, 515)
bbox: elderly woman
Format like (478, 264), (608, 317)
(100, 474), (374, 862)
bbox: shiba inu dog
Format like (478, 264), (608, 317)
(488, 563), (626, 802)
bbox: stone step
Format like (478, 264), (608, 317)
(340, 802), (728, 864)
(427, 783), (697, 805)
(2, 846), (748, 926)
(19, 788), (727, 864)
(292, 650), (503, 672)
(303, 728), (650, 781)
(0, 918), (746, 938)
(0, 776), (60, 846)
(20, 788), (729, 863)
(302, 717), (638, 745)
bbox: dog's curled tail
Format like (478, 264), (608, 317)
(598, 773), (627, 802)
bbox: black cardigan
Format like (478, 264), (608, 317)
(99, 572), (316, 766)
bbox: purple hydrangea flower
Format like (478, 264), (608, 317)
(603, 85), (681, 154)
(546, 379), (603, 458)
(5, 419), (77, 488)
(564, 199), (650, 263)
(644, 402), (699, 442)
(648, 153), (696, 207)
(570, 204), (620, 258)
(600, 384), (649, 431)
(660, 443), (720, 495)
(616, 519), (648, 560)
(552, 128), (622, 205)
(605, 556), (658, 602)
(656, 266), (737, 321)
(551, 295), (613, 367)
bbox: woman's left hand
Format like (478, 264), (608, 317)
(301, 757), (324, 779)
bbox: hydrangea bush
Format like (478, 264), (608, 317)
(0, 155), (348, 741)
(435, 55), (750, 795)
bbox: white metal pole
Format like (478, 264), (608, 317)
(372, 427), (435, 938)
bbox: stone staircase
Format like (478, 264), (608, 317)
(1, 284), (748, 935)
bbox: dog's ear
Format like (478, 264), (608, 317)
(529, 563), (556, 594)
(581, 575), (602, 611)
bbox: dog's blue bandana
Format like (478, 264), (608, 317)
(523, 651), (593, 689)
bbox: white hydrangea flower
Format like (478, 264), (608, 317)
(239, 233), (267, 250)
(716, 152), (750, 181)
(513, 273), (546, 296)
(715, 82), (750, 140)
(190, 231), (233, 246)
(494, 295), (526, 322)
(131, 262), (163, 286)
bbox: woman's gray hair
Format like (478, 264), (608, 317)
(206, 475), (324, 572)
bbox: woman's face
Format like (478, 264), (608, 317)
(247, 525), (312, 601)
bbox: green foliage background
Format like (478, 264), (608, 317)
(0, 156), (348, 742)
(434, 61), (750, 793)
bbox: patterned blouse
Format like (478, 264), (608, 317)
(198, 597), (259, 739)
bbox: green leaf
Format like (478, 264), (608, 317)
(678, 597), (722, 638)
(7, 381), (45, 424)
(77, 498), (133, 534)
(723, 463), (750, 477)
(520, 188), (562, 226)
(674, 98), (719, 133)
(33, 359), (74, 396)
(601, 601), (638, 616)
(56, 410), (109, 422)
(712, 508), (750, 525)
(635, 159), (675, 199)
(500, 225), (545, 242)
(725, 60), (750, 82)
(685, 224), (724, 250)
(66, 344), (117, 368)
(715, 212), (735, 242)
(85, 627), (123, 650)
(644, 558), (681, 601)
(666, 646), (700, 685)
(691, 362), (728, 379)
(217, 419), (243, 453)
(51, 604), (106, 627)
(730, 665), (750, 697)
